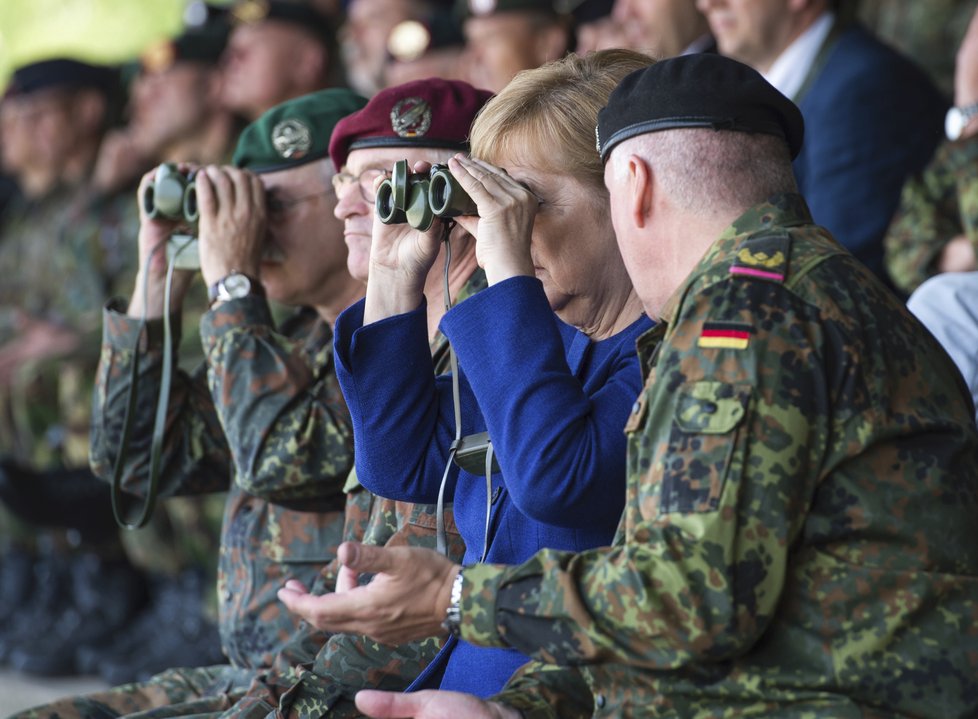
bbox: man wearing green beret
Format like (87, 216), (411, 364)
(14, 88), (368, 719)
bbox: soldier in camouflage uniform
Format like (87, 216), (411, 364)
(884, 3), (978, 296)
(280, 55), (978, 719)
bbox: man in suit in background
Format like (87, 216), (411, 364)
(698, 0), (947, 283)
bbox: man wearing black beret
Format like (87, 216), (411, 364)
(273, 54), (978, 719)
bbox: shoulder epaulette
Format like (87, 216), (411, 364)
(728, 229), (792, 285)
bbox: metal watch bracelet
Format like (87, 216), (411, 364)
(443, 569), (464, 636)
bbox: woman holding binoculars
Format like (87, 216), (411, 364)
(330, 50), (654, 698)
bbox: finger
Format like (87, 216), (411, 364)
(356, 690), (427, 718)
(195, 170), (217, 219)
(337, 541), (399, 574)
(205, 165), (235, 210)
(277, 582), (365, 628)
(250, 173), (266, 217)
(411, 160), (433, 174)
(335, 563), (359, 593)
(283, 579), (309, 593)
(227, 168), (255, 217)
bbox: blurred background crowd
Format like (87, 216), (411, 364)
(0, 0), (976, 704)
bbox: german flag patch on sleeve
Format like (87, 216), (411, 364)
(698, 322), (753, 350)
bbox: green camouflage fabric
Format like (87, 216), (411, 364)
(884, 135), (978, 296)
(90, 295), (355, 670)
(457, 194), (978, 717)
(10, 664), (255, 719)
(0, 183), (139, 469)
(859, 0), (977, 95)
(216, 269), (486, 719)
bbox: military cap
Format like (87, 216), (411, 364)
(4, 58), (119, 98)
(141, 8), (231, 74)
(387, 13), (465, 63)
(596, 54), (805, 162)
(328, 78), (493, 171)
(230, 0), (333, 45)
(232, 88), (368, 173)
(455, 0), (562, 20)
(568, 0), (614, 24)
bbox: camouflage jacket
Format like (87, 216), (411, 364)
(217, 269), (487, 719)
(884, 135), (978, 295)
(90, 295), (355, 668)
(460, 195), (978, 717)
(0, 183), (139, 468)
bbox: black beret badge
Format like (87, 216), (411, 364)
(272, 119), (313, 160)
(390, 97), (432, 138)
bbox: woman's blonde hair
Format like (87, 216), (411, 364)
(469, 49), (654, 190)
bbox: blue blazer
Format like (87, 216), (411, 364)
(793, 22), (947, 281)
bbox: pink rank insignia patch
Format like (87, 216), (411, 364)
(698, 322), (753, 350)
(729, 230), (790, 283)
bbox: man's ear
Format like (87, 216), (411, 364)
(627, 154), (653, 230)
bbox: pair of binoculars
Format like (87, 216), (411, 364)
(375, 160), (477, 231)
(141, 164), (202, 270)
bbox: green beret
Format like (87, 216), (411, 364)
(232, 88), (368, 174)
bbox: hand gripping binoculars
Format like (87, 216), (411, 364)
(375, 160), (477, 231)
(141, 163), (200, 270)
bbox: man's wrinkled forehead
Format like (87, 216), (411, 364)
(344, 145), (456, 174)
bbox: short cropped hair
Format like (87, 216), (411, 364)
(469, 49), (654, 191)
(612, 128), (798, 217)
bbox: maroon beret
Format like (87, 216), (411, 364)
(329, 78), (493, 171)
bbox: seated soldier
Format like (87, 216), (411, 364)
(281, 55), (978, 719)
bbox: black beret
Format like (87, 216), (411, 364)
(5, 59), (120, 98)
(596, 54), (804, 162)
(141, 11), (230, 73)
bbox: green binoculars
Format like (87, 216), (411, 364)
(142, 163), (199, 225)
(375, 160), (478, 231)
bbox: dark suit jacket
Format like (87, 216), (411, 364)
(794, 22), (947, 281)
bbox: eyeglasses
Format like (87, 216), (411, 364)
(331, 167), (388, 203)
(265, 189), (333, 214)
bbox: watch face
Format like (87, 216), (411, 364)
(222, 273), (252, 298)
(946, 107), (965, 141)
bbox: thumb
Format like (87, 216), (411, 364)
(337, 541), (398, 574)
(356, 690), (425, 718)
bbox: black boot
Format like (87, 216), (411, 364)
(0, 546), (34, 627)
(8, 551), (149, 676)
(0, 547), (72, 663)
(96, 568), (225, 684)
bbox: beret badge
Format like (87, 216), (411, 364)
(232, 0), (270, 24)
(390, 97), (432, 138)
(272, 119), (313, 159)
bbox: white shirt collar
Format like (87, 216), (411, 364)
(762, 11), (835, 101)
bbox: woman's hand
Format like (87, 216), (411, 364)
(447, 154), (537, 286)
(355, 689), (521, 719)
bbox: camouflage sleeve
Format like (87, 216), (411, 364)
(490, 662), (593, 719)
(89, 299), (232, 496)
(456, 277), (831, 668)
(199, 297), (355, 505)
(884, 138), (978, 295)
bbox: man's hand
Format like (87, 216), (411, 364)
(956, 6), (978, 138)
(128, 166), (196, 319)
(363, 162), (446, 324)
(277, 542), (460, 645)
(448, 154), (537, 287)
(937, 234), (978, 273)
(355, 689), (521, 719)
(195, 165), (267, 288)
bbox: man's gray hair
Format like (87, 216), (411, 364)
(611, 129), (798, 218)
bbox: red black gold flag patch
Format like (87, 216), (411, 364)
(698, 322), (753, 350)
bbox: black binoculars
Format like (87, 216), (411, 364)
(375, 160), (478, 231)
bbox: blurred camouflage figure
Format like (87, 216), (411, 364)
(10, 89), (369, 717)
(0, 57), (148, 677)
(858, 0), (977, 95)
(884, 3), (978, 296)
(274, 55), (978, 719)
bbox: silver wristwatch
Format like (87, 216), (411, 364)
(442, 570), (464, 636)
(208, 271), (263, 305)
(945, 100), (978, 141)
